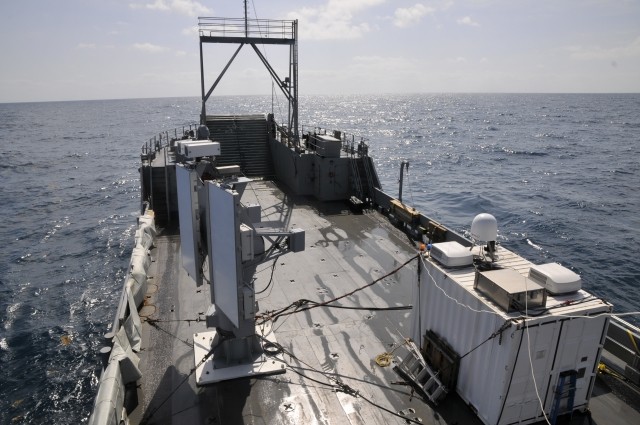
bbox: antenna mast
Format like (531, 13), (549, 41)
(244, 0), (248, 35)
(198, 8), (299, 146)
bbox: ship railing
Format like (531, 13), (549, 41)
(88, 208), (156, 425)
(141, 123), (200, 162)
(298, 124), (371, 158)
(601, 315), (640, 385)
(198, 17), (295, 40)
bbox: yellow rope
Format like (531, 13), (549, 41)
(375, 338), (412, 367)
(375, 353), (393, 367)
(627, 329), (640, 355)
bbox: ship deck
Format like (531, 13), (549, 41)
(130, 179), (640, 425)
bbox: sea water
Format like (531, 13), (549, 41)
(1, 94), (638, 423)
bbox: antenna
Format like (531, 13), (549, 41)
(198, 10), (299, 146)
(470, 213), (498, 261)
(244, 0), (248, 36)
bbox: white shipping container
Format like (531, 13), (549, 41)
(410, 246), (611, 425)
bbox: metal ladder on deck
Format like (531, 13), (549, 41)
(393, 341), (448, 404)
(349, 157), (364, 201)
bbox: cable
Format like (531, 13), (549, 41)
(420, 256), (500, 316)
(140, 335), (226, 425)
(257, 254), (419, 325)
(426, 319), (513, 382)
(250, 0), (285, 122)
(524, 273), (552, 425)
(145, 318), (196, 349)
(304, 302), (412, 312)
(255, 254), (280, 295)
(258, 336), (425, 425)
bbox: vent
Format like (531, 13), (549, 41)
(528, 268), (547, 285)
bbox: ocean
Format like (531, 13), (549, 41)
(1, 93), (639, 423)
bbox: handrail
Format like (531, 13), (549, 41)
(141, 123), (199, 161)
(601, 315), (640, 385)
(198, 17), (295, 39)
(298, 124), (370, 159)
(88, 210), (156, 425)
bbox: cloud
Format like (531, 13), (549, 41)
(457, 16), (479, 27)
(132, 42), (168, 53)
(129, 0), (211, 17)
(567, 36), (640, 60)
(393, 4), (435, 28)
(286, 0), (386, 40)
(182, 26), (199, 37)
(77, 43), (97, 49)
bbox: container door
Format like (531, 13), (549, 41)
(499, 321), (561, 424)
(547, 316), (608, 412)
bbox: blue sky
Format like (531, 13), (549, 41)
(1, 0), (639, 102)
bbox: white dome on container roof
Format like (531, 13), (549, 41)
(470, 213), (498, 242)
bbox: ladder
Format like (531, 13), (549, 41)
(349, 157), (364, 201)
(550, 370), (578, 424)
(393, 341), (448, 404)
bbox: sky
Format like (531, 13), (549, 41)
(1, 0), (639, 103)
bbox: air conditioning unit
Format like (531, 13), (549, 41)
(528, 262), (582, 295)
(430, 241), (473, 268)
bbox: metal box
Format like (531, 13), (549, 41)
(474, 268), (546, 313)
(245, 203), (262, 224)
(242, 287), (255, 319)
(240, 223), (254, 262)
(309, 134), (341, 158)
(179, 140), (221, 158)
(289, 228), (305, 252)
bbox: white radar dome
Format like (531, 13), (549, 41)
(471, 213), (498, 242)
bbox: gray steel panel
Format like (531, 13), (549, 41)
(176, 164), (200, 285)
(208, 182), (241, 328)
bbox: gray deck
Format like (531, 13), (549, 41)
(131, 180), (640, 425)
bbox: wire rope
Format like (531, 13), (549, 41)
(257, 254), (419, 325)
(524, 278), (552, 425)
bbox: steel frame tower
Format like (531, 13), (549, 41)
(198, 16), (299, 147)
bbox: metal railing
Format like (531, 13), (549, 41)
(88, 210), (156, 425)
(198, 17), (295, 39)
(299, 125), (370, 158)
(141, 123), (199, 161)
(601, 316), (640, 385)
